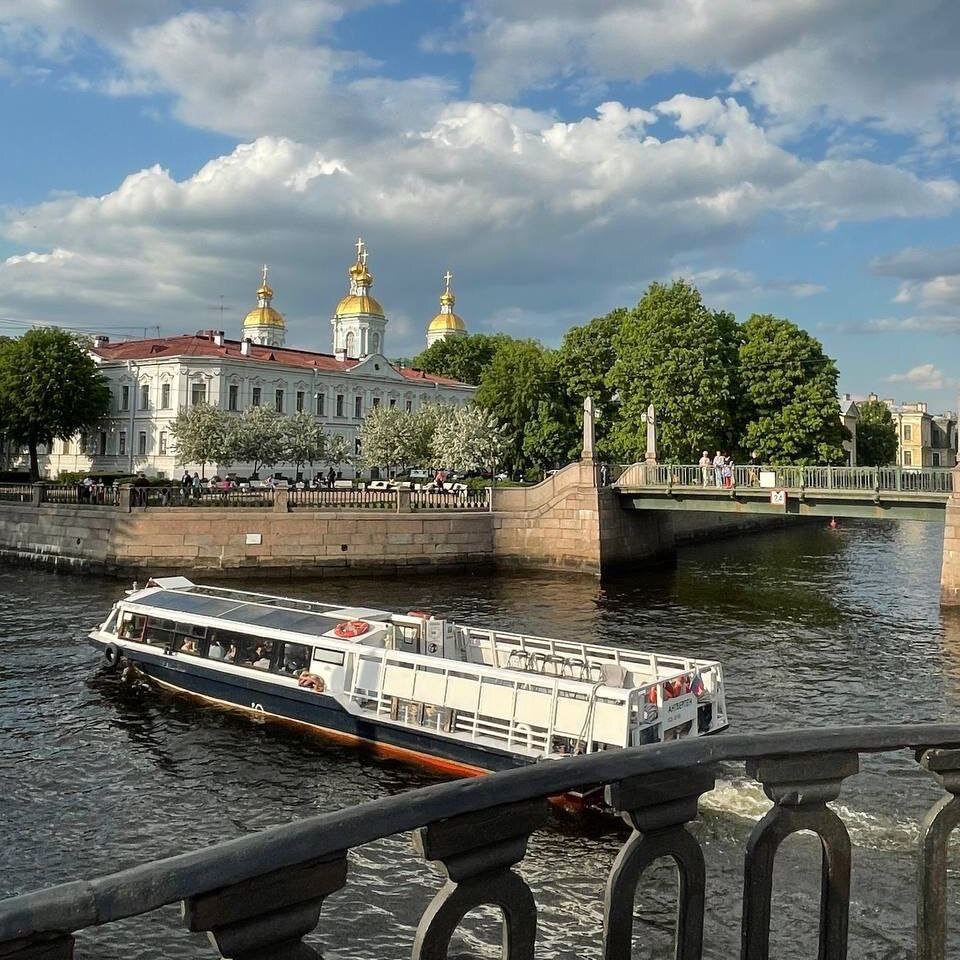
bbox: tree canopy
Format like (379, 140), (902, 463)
(411, 333), (512, 385)
(855, 399), (899, 466)
(0, 328), (111, 479)
(738, 313), (846, 464)
(608, 281), (740, 462)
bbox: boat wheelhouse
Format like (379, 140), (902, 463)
(90, 578), (728, 777)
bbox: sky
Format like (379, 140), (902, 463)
(0, 0), (959, 413)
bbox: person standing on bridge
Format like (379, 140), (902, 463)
(713, 451), (725, 487)
(699, 451), (711, 486)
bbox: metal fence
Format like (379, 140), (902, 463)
(1, 723), (959, 959)
(617, 462), (956, 494)
(140, 487), (276, 509)
(0, 483), (33, 503)
(288, 488), (397, 510)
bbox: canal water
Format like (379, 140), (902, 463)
(2, 519), (959, 959)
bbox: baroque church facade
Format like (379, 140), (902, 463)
(31, 241), (474, 480)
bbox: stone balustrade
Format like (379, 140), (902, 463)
(2, 724), (960, 960)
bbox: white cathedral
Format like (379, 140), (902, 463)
(31, 240), (474, 480)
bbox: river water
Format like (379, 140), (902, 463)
(2, 520), (959, 959)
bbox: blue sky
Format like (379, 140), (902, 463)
(0, 0), (958, 411)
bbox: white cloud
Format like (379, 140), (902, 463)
(458, 1), (960, 146)
(888, 363), (950, 392)
(670, 266), (825, 302)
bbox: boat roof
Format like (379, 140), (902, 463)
(126, 582), (392, 639)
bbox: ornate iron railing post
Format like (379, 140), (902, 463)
(916, 748), (960, 960)
(181, 853), (347, 960)
(411, 799), (548, 960)
(603, 766), (716, 960)
(741, 752), (859, 960)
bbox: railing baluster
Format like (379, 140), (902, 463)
(603, 766), (716, 960)
(182, 854), (347, 960)
(741, 752), (858, 960)
(916, 748), (960, 960)
(411, 799), (548, 960)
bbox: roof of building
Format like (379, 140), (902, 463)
(839, 396), (858, 416)
(428, 312), (467, 332)
(334, 293), (385, 318)
(90, 333), (471, 387)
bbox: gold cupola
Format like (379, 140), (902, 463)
(243, 264), (286, 347)
(426, 269), (468, 346)
(331, 238), (388, 358)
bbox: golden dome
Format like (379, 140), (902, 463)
(335, 293), (385, 318)
(244, 305), (285, 328)
(428, 312), (466, 332)
(256, 283), (274, 299)
(348, 261), (372, 284)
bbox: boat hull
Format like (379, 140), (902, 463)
(102, 641), (533, 778)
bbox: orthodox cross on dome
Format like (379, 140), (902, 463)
(261, 263), (269, 286)
(443, 270), (452, 292)
(361, 248), (368, 266)
(355, 236), (365, 262)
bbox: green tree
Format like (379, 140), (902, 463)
(738, 313), (846, 464)
(855, 398), (898, 466)
(476, 339), (576, 473)
(412, 333), (512, 385)
(0, 328), (110, 480)
(608, 281), (740, 462)
(224, 406), (285, 477)
(169, 403), (230, 477)
(556, 308), (627, 459)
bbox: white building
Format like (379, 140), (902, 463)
(30, 242), (475, 480)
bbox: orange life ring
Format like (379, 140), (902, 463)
(297, 672), (326, 692)
(334, 619), (370, 639)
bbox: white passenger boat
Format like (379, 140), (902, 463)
(89, 578), (728, 781)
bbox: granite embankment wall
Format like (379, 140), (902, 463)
(0, 463), (835, 581)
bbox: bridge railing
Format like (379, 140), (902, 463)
(2, 724), (960, 960)
(617, 462), (956, 494)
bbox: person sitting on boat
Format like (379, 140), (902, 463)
(252, 642), (272, 668)
(208, 637), (225, 660)
(223, 643), (237, 663)
(179, 637), (198, 654)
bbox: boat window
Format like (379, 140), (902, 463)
(237, 634), (274, 671)
(274, 641), (312, 676)
(313, 647), (345, 667)
(143, 617), (177, 647)
(118, 612), (147, 642)
(173, 623), (207, 657)
(206, 629), (250, 663)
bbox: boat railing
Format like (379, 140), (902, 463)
(4, 723), (960, 960)
(341, 642), (715, 755)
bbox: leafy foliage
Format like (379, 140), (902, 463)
(225, 406), (286, 477)
(283, 411), (327, 474)
(475, 339), (576, 472)
(358, 405), (421, 470)
(411, 333), (512, 385)
(556, 308), (626, 459)
(169, 403), (230, 476)
(431, 404), (506, 472)
(738, 313), (845, 464)
(608, 281), (740, 462)
(855, 399), (899, 466)
(0, 329), (111, 479)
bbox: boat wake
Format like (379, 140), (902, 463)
(701, 777), (930, 854)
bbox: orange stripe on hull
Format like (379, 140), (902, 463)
(147, 674), (495, 780)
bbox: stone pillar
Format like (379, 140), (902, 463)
(31, 482), (46, 507)
(273, 488), (289, 513)
(941, 467), (960, 606)
(396, 489), (411, 513)
(117, 483), (132, 513)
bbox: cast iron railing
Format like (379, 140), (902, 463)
(2, 724), (960, 960)
(617, 463), (955, 495)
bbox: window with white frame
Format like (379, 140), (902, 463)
(137, 431), (147, 456)
(190, 382), (207, 406)
(160, 383), (171, 409)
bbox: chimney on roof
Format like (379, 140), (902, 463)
(843, 393), (851, 401)
(213, 330), (224, 346)
(241, 338), (252, 356)
(335, 347), (346, 362)
(92, 334), (110, 348)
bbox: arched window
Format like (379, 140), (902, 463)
(345, 331), (355, 356)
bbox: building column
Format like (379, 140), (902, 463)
(942, 464), (960, 606)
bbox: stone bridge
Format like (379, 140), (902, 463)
(614, 461), (959, 605)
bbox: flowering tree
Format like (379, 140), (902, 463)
(358, 406), (419, 473)
(432, 403), (506, 473)
(169, 402), (230, 477)
(324, 433), (350, 469)
(225, 406), (285, 477)
(283, 411), (327, 477)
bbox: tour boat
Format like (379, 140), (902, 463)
(89, 578), (728, 780)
